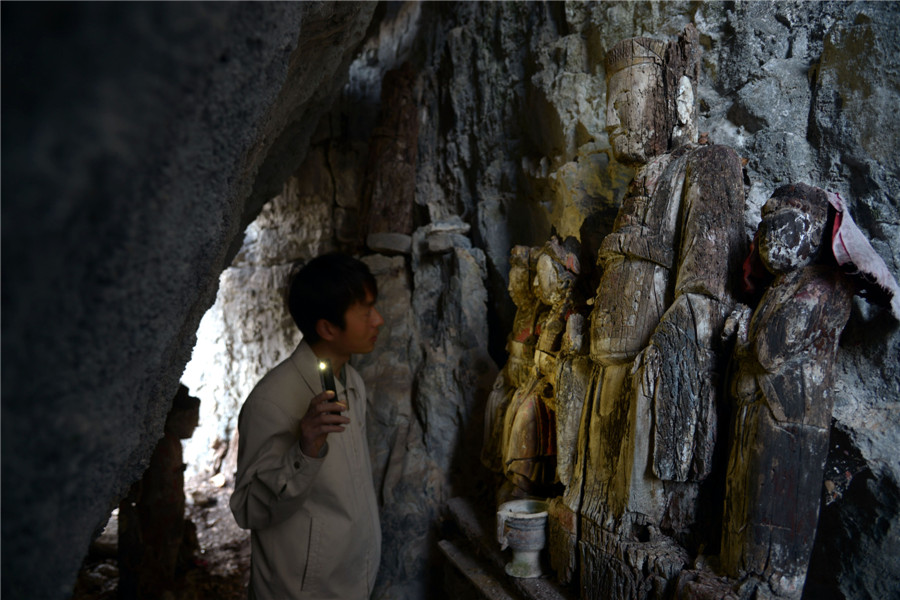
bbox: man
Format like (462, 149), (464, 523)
(230, 252), (385, 599)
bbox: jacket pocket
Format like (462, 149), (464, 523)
(300, 515), (319, 592)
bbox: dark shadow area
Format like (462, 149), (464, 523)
(71, 477), (249, 600)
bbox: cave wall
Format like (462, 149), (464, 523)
(3, 1), (900, 600)
(1, 3), (376, 598)
(188, 2), (900, 598)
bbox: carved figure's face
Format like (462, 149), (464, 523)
(508, 260), (534, 306)
(534, 253), (573, 306)
(606, 62), (667, 165)
(758, 197), (827, 274)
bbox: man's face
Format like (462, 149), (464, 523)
(606, 62), (666, 165)
(331, 289), (385, 356)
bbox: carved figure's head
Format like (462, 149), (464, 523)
(605, 37), (668, 165)
(508, 245), (537, 307)
(534, 237), (580, 306)
(605, 26), (700, 165)
(758, 183), (830, 274)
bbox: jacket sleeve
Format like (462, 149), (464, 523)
(229, 394), (326, 531)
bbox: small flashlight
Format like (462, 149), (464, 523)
(318, 359), (336, 394)
(318, 359), (340, 415)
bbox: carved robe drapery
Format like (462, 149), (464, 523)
(576, 143), (743, 523)
(552, 143), (744, 595)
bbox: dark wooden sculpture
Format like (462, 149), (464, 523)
(676, 183), (899, 599)
(118, 386), (200, 599)
(359, 62), (418, 245)
(720, 184), (851, 598)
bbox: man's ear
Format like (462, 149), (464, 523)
(315, 318), (338, 341)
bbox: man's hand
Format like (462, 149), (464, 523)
(298, 391), (349, 457)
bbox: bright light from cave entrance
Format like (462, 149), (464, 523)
(181, 263), (303, 482)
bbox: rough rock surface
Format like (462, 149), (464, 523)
(1, 3), (375, 598)
(4, 1), (900, 599)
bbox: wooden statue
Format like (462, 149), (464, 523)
(721, 183), (851, 599)
(359, 63), (418, 245)
(719, 183), (897, 599)
(499, 237), (580, 498)
(482, 245), (542, 477)
(533, 236), (582, 401)
(554, 298), (590, 491)
(549, 25), (746, 597)
(118, 386), (201, 599)
(676, 183), (899, 600)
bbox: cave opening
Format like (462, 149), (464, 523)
(73, 180), (326, 598)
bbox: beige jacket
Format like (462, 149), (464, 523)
(230, 340), (381, 599)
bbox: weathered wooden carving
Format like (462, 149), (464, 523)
(498, 237), (581, 498)
(677, 183), (900, 600)
(118, 386), (200, 599)
(721, 184), (852, 599)
(554, 308), (590, 491)
(482, 245), (541, 477)
(548, 25), (746, 597)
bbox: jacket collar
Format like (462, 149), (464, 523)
(290, 339), (358, 396)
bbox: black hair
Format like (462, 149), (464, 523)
(287, 252), (377, 344)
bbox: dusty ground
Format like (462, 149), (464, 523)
(71, 475), (250, 600)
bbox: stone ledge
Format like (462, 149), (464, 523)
(439, 539), (519, 600)
(367, 232), (412, 255)
(440, 496), (573, 600)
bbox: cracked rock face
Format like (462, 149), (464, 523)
(1, 3), (375, 598)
